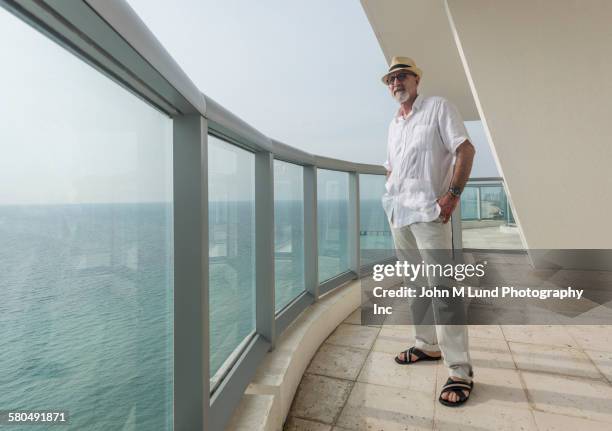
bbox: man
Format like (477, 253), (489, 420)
(381, 56), (476, 406)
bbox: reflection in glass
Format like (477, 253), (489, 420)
(208, 136), (255, 380)
(0, 9), (173, 430)
(460, 180), (523, 250)
(359, 174), (394, 265)
(460, 187), (479, 220)
(274, 160), (305, 312)
(317, 169), (350, 282)
(480, 186), (506, 220)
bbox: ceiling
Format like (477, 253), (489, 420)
(361, 0), (479, 120)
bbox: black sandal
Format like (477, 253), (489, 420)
(438, 377), (474, 407)
(394, 346), (442, 365)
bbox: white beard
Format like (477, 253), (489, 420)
(393, 90), (410, 104)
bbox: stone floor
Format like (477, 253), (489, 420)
(284, 312), (612, 430)
(462, 226), (524, 250)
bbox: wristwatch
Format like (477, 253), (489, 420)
(448, 186), (462, 197)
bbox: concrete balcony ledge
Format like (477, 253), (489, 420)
(226, 280), (361, 431)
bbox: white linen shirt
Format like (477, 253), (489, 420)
(382, 94), (469, 228)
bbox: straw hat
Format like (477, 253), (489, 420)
(381, 56), (422, 84)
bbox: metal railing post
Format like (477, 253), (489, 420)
(348, 172), (360, 276)
(303, 165), (319, 300)
(476, 186), (482, 220)
(255, 151), (276, 348)
(451, 198), (463, 254)
(173, 115), (209, 431)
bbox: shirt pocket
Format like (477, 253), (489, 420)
(403, 124), (436, 180)
(412, 124), (436, 150)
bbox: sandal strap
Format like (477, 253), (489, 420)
(396, 349), (411, 364)
(439, 378), (473, 405)
(442, 382), (472, 391)
(441, 377), (473, 393)
(401, 346), (419, 363)
(441, 387), (468, 402)
(407, 346), (416, 363)
(444, 377), (472, 385)
(396, 346), (439, 364)
(410, 346), (435, 361)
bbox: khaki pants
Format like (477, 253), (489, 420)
(391, 219), (473, 381)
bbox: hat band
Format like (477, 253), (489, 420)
(389, 63), (412, 72)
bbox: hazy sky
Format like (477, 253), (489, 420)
(126, 0), (499, 177)
(0, 9), (173, 205)
(0, 1), (498, 205)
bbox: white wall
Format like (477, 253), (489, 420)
(446, 0), (612, 249)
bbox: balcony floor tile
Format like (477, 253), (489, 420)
(509, 341), (602, 379)
(468, 324), (506, 340)
(469, 336), (516, 370)
(307, 343), (369, 380)
(325, 323), (380, 350)
(584, 349), (612, 384)
(567, 325), (612, 352)
(521, 371), (612, 423)
(336, 382), (434, 431)
(284, 417), (332, 431)
(532, 411), (612, 431)
(358, 350), (437, 395)
(290, 374), (353, 425)
(501, 325), (578, 348)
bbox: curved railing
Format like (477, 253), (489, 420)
(3, 1), (524, 429)
(0, 1), (404, 430)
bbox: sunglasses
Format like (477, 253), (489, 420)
(386, 72), (416, 85)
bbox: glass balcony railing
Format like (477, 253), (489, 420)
(0, 2), (524, 430)
(0, 7), (174, 429)
(317, 169), (350, 283)
(208, 135), (256, 381)
(274, 160), (305, 312)
(460, 178), (523, 249)
(359, 174), (395, 266)
(461, 179), (513, 224)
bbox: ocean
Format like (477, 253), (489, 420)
(0, 200), (391, 429)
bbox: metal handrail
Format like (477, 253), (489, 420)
(0, 2), (392, 431)
(89, 0), (387, 174)
(468, 176), (503, 181)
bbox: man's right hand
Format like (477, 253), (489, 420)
(437, 192), (459, 223)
